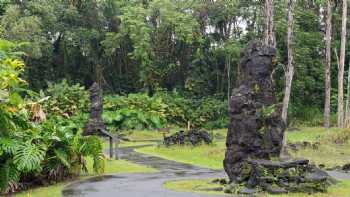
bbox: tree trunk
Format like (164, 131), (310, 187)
(281, 0), (295, 124)
(345, 60), (350, 127)
(280, 0), (294, 158)
(227, 55), (231, 102)
(324, 0), (332, 128)
(338, 0), (347, 128)
(264, 0), (276, 48)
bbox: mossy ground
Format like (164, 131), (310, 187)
(137, 127), (350, 170)
(164, 179), (350, 197)
(288, 127), (350, 168)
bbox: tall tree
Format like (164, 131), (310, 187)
(324, 0), (332, 128)
(264, 0), (276, 47)
(281, 0), (295, 123)
(280, 0), (294, 158)
(338, 0), (347, 128)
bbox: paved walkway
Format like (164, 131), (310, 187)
(62, 145), (350, 197)
(62, 145), (226, 197)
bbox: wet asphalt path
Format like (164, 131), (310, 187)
(62, 145), (227, 197)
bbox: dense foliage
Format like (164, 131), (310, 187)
(0, 0), (343, 122)
(40, 80), (89, 117)
(0, 40), (104, 193)
(103, 92), (228, 130)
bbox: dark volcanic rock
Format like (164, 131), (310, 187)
(224, 40), (285, 182)
(342, 163), (350, 172)
(223, 41), (333, 195)
(163, 129), (212, 146)
(83, 83), (111, 137)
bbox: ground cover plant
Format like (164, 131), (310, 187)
(164, 179), (350, 197)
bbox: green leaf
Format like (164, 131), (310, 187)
(54, 149), (71, 168)
(14, 143), (46, 172)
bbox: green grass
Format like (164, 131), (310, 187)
(15, 182), (67, 197)
(287, 127), (350, 168)
(136, 127), (350, 170)
(286, 127), (347, 143)
(290, 142), (350, 168)
(164, 179), (350, 197)
(136, 141), (225, 170)
(85, 157), (158, 175)
(15, 157), (157, 197)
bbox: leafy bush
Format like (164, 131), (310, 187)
(0, 40), (104, 194)
(104, 91), (228, 130)
(158, 91), (228, 129)
(41, 80), (89, 118)
(288, 105), (334, 127)
(195, 97), (228, 129)
(104, 94), (167, 130)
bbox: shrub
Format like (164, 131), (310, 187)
(157, 91), (228, 129)
(104, 94), (167, 130)
(103, 91), (228, 130)
(288, 105), (332, 127)
(0, 41), (104, 194)
(41, 80), (89, 118)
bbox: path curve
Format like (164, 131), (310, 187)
(62, 145), (226, 197)
(62, 145), (350, 197)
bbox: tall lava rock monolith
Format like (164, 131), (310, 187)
(224, 41), (286, 183)
(223, 41), (333, 195)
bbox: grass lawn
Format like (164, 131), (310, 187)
(15, 157), (157, 197)
(286, 127), (348, 143)
(164, 179), (350, 197)
(287, 127), (350, 168)
(136, 127), (350, 170)
(136, 142), (225, 170)
(135, 128), (227, 169)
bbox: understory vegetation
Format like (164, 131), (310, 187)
(0, 41), (105, 194)
(103, 92), (229, 130)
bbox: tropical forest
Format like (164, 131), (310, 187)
(1, 0), (350, 196)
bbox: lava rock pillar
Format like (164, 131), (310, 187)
(224, 41), (286, 183)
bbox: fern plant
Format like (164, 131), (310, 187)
(0, 39), (105, 193)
